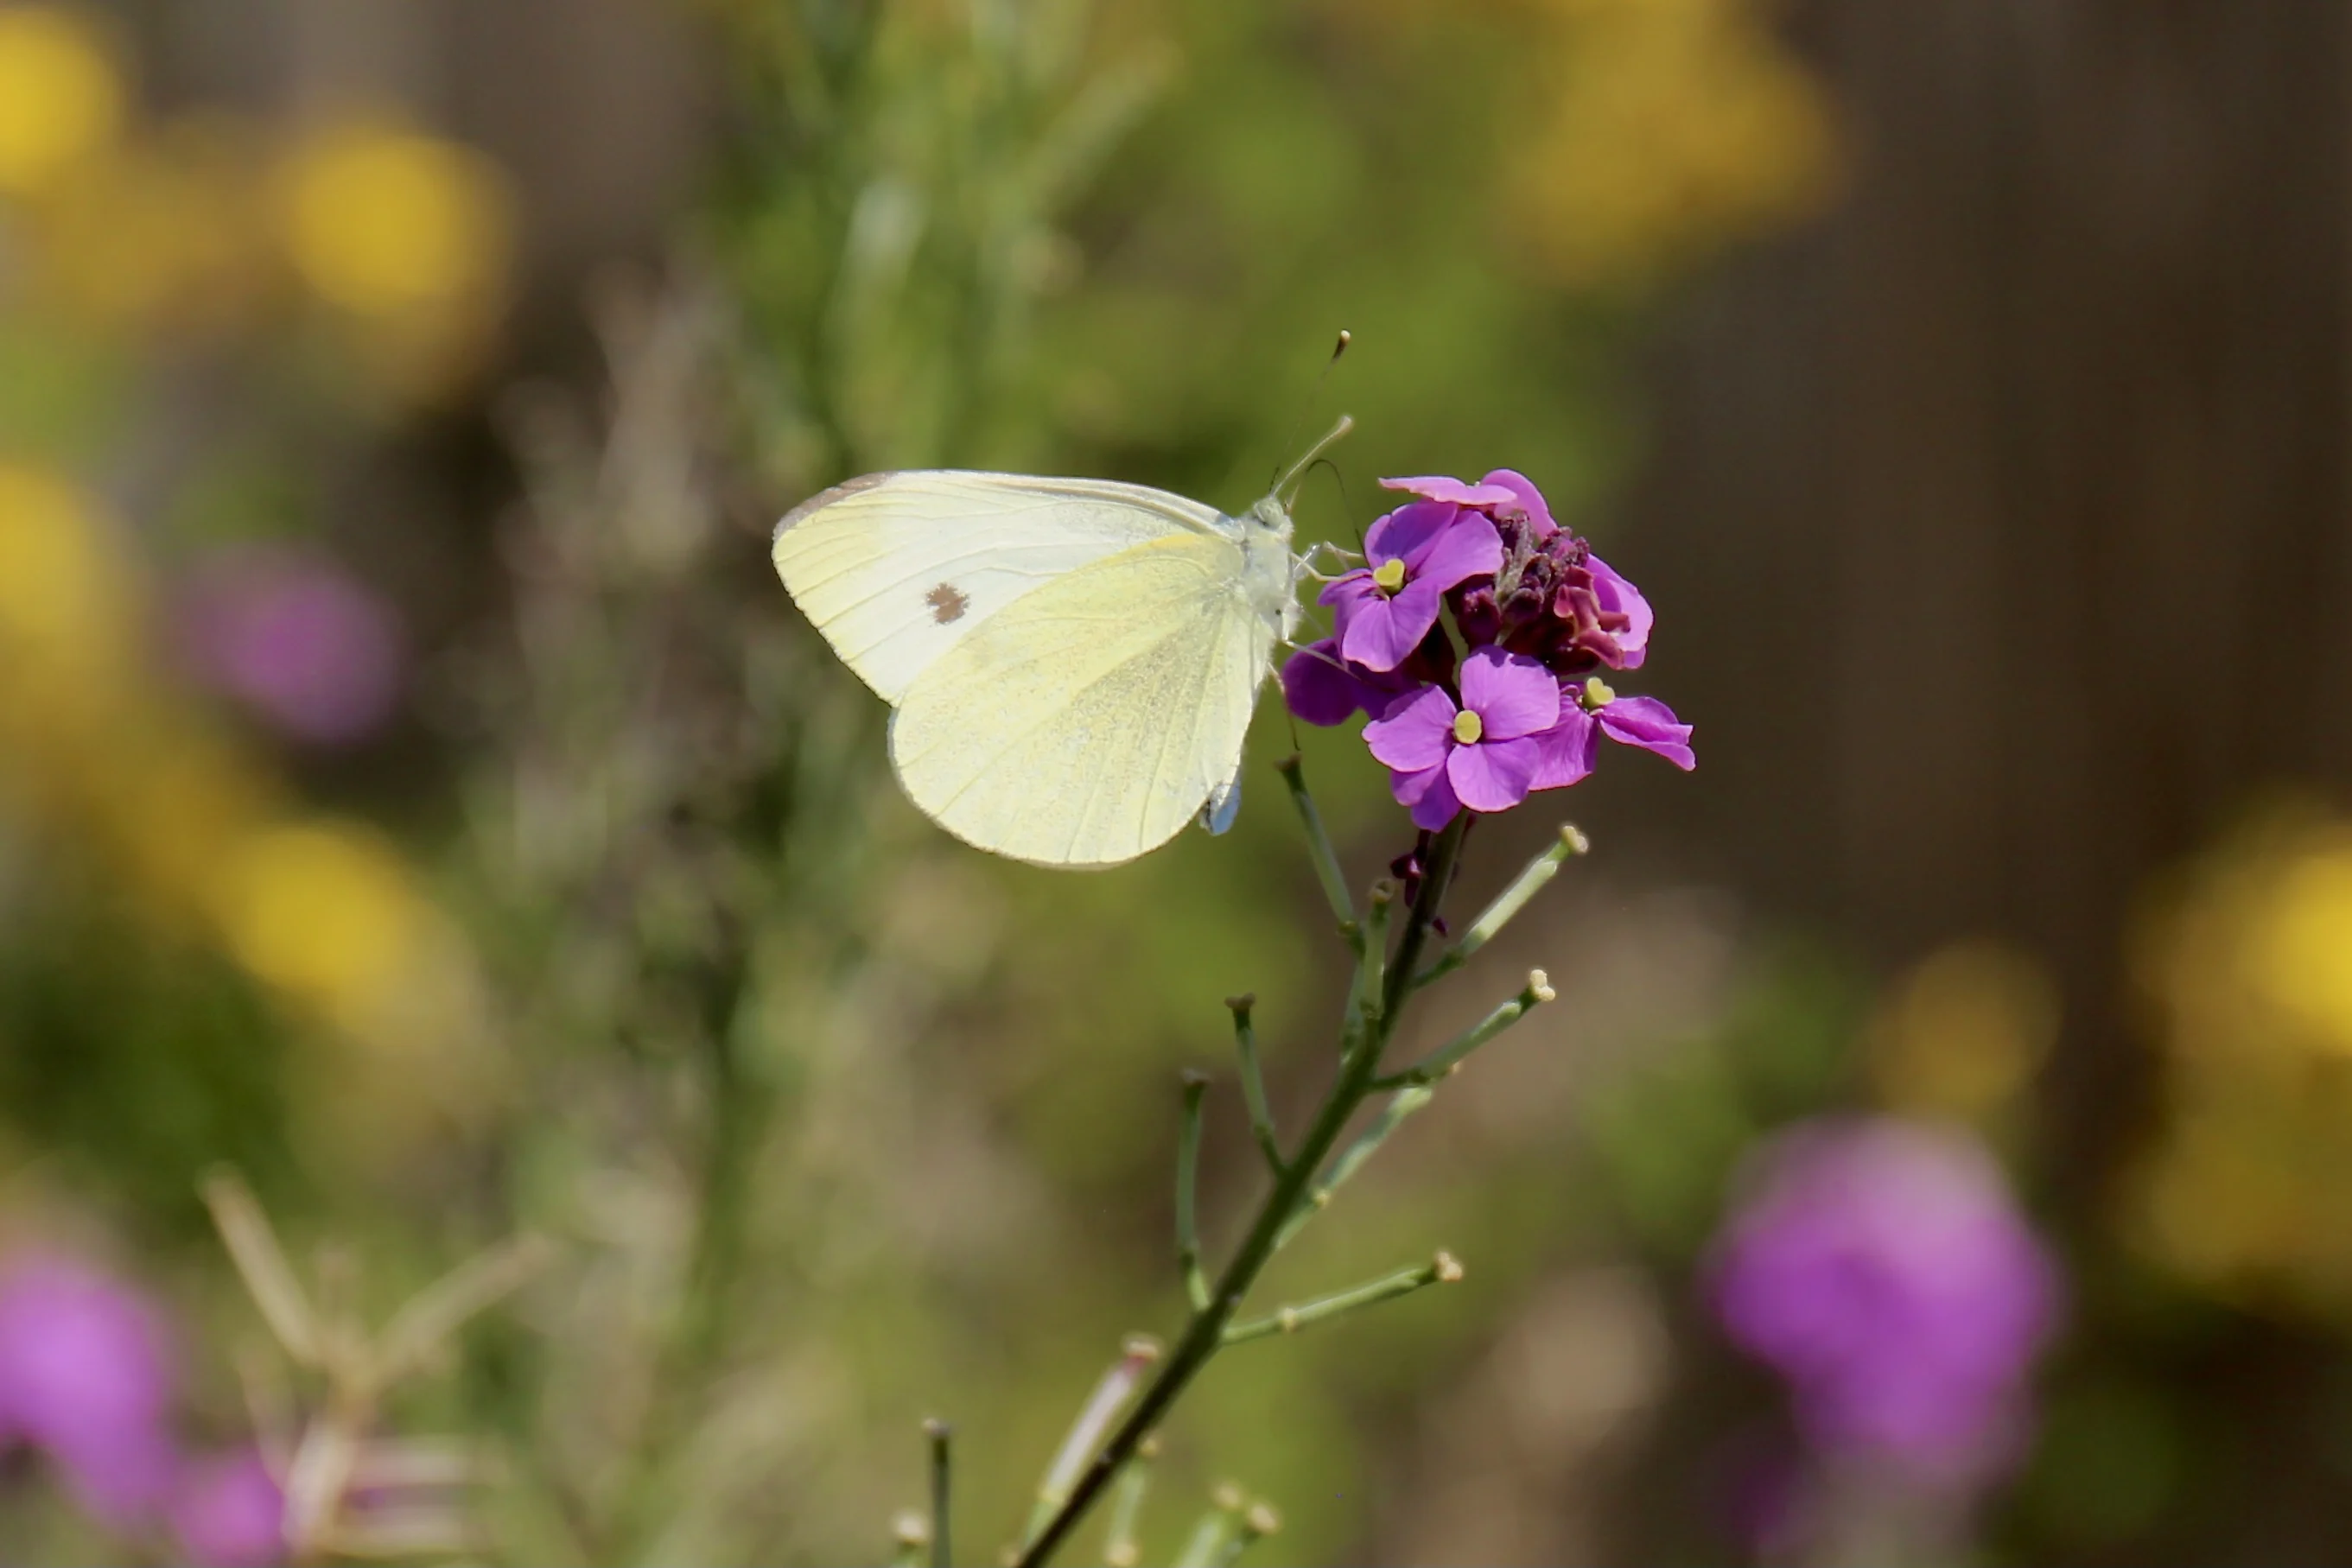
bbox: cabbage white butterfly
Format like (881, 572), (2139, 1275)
(772, 419), (1351, 868)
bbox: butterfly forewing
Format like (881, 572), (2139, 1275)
(887, 532), (1273, 867)
(771, 471), (1224, 702)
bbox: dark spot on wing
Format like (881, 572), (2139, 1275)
(926, 582), (970, 624)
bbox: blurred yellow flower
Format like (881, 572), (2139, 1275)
(2130, 813), (2352, 1314)
(277, 119), (512, 318)
(1508, 0), (1834, 288)
(213, 821), (424, 1032)
(0, 461), (132, 682)
(1867, 939), (2057, 1126)
(0, 6), (120, 196)
(29, 123), (267, 331)
(2247, 844), (2352, 1051)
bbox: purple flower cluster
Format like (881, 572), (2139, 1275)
(1707, 1119), (2063, 1485)
(1281, 470), (1691, 828)
(0, 1253), (284, 1565)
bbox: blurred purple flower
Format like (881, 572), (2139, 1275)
(0, 1254), (181, 1524)
(1708, 1118), (2063, 1483)
(1364, 647), (1560, 829)
(1320, 502), (1503, 671)
(171, 1449), (285, 1567)
(182, 549), (404, 745)
(1532, 680), (1696, 790)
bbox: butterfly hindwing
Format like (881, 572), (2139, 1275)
(888, 531), (1272, 867)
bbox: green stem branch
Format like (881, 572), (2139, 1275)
(1277, 754), (1355, 938)
(1012, 816), (1470, 1568)
(1224, 994), (1284, 1176)
(1176, 1073), (1211, 1312)
(1222, 1252), (1462, 1345)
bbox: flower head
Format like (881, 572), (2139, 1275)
(170, 1449), (286, 1567)
(0, 1254), (180, 1523)
(1289, 464), (1691, 824)
(181, 549), (403, 745)
(1707, 1118), (2063, 1483)
(1531, 677), (1695, 790)
(1319, 502), (1502, 672)
(1363, 647), (1560, 829)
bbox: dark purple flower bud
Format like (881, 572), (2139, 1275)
(1450, 581), (1502, 647)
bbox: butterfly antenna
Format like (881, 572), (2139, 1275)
(1276, 414), (1354, 506)
(1268, 330), (1353, 493)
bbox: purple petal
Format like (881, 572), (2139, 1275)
(1364, 684), (1457, 772)
(1316, 569), (1379, 612)
(1409, 508), (1504, 594)
(171, 1449), (285, 1567)
(1392, 761), (1462, 830)
(1281, 641), (1372, 727)
(1362, 501), (1459, 569)
(1599, 695), (1695, 770)
(1338, 587), (1440, 673)
(1379, 474), (1518, 509)
(1479, 468), (1557, 538)
(1532, 704), (1599, 790)
(1586, 553), (1654, 670)
(1446, 734), (1543, 813)
(1456, 646), (1560, 741)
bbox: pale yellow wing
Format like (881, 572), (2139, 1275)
(772, 470), (1224, 703)
(888, 530), (1275, 868)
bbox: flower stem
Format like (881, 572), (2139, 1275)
(1100, 1436), (1158, 1568)
(1012, 816), (1470, 1568)
(1176, 1073), (1211, 1312)
(925, 1419), (952, 1568)
(1372, 971), (1556, 1090)
(1270, 1084), (1433, 1253)
(1224, 994), (1285, 1175)
(1414, 823), (1587, 989)
(1222, 1252), (1463, 1345)
(1276, 755), (1356, 937)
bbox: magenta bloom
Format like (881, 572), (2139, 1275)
(1378, 473), (1519, 510)
(1708, 1119), (2063, 1483)
(1532, 680), (1695, 790)
(171, 1449), (286, 1567)
(182, 549), (404, 746)
(0, 1255), (181, 1523)
(1364, 647), (1560, 829)
(1319, 502), (1503, 671)
(1580, 555), (1652, 668)
(1280, 638), (1415, 727)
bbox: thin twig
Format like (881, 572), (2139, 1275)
(1276, 755), (1355, 936)
(1224, 995), (1284, 1175)
(1371, 971), (1555, 1091)
(925, 1419), (952, 1568)
(1414, 823), (1587, 988)
(1222, 1253), (1462, 1345)
(1175, 1072), (1211, 1311)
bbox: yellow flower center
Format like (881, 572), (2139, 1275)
(1453, 709), (1484, 745)
(1372, 558), (1408, 594)
(1580, 676), (1616, 712)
